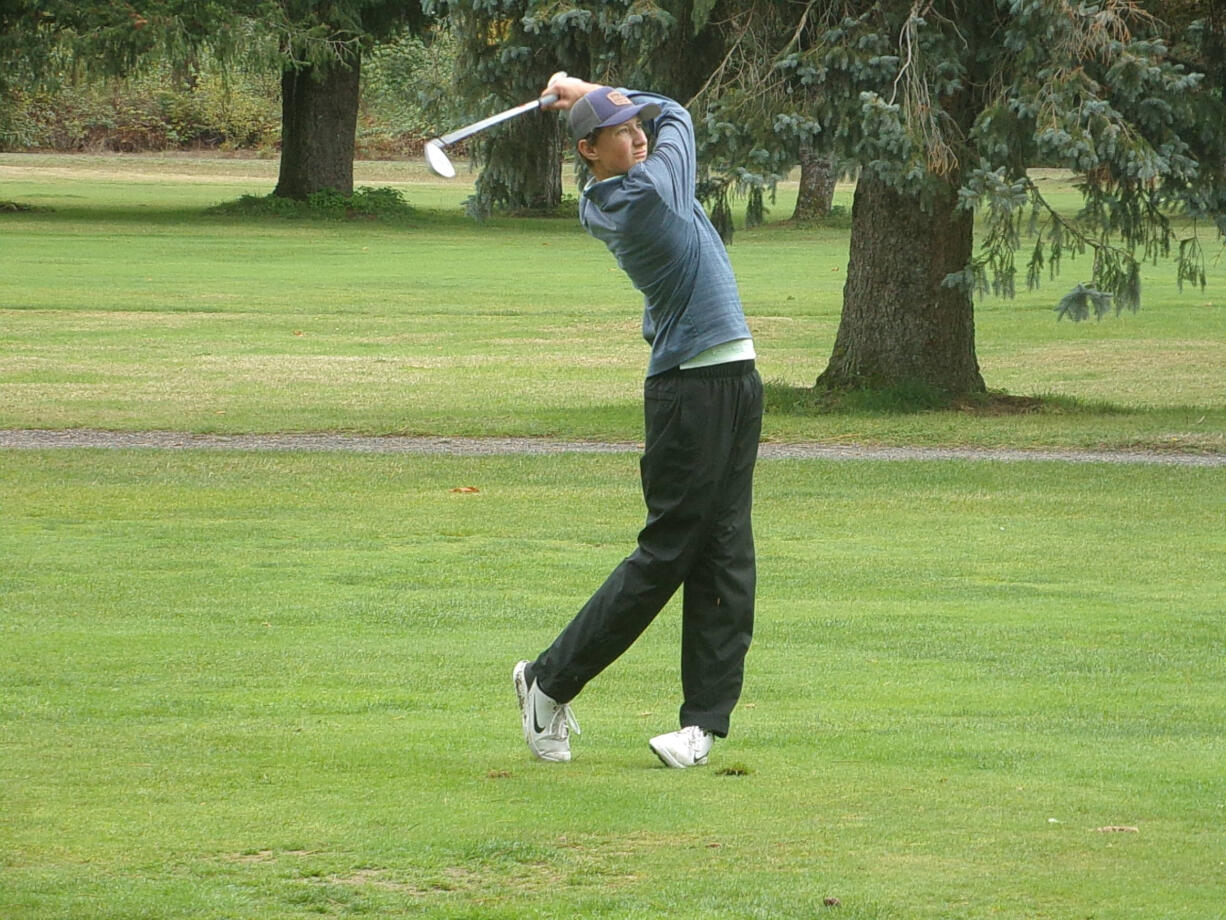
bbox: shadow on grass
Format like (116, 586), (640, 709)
(3, 192), (576, 236)
(763, 379), (1130, 417)
(2, 200), (45, 212)
(205, 186), (418, 222)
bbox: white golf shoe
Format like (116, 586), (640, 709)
(513, 660), (580, 762)
(649, 725), (714, 768)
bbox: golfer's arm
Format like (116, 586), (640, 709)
(628, 90), (695, 212)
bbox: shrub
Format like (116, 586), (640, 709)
(206, 186), (413, 220)
(0, 26), (457, 156)
(0, 60), (279, 153)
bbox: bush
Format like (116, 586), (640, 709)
(206, 186), (413, 221)
(0, 61), (280, 153)
(358, 29), (461, 157)
(157, 69), (281, 150)
(0, 26), (457, 156)
(0, 90), (47, 148)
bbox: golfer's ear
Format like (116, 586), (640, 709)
(577, 137), (597, 164)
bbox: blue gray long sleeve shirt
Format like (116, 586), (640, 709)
(578, 91), (753, 378)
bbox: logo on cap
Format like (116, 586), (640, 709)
(606, 90), (632, 107)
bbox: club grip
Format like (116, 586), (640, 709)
(539, 70), (566, 109)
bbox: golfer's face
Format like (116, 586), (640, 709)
(589, 118), (648, 179)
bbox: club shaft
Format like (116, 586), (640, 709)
(436, 93), (558, 148)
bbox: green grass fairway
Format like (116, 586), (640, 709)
(2, 154), (1224, 919)
(3, 449), (1224, 920)
(2, 153), (1224, 451)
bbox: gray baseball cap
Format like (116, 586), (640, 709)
(569, 87), (661, 141)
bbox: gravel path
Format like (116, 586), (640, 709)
(3, 428), (1223, 467)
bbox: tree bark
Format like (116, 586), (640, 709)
(273, 55), (361, 200)
(791, 146), (837, 221)
(816, 171), (986, 396)
(472, 108), (563, 214)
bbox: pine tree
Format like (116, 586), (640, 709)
(435, 0), (713, 215)
(261, 1), (432, 199)
(449, 2), (1225, 394)
(695, 0), (1226, 395)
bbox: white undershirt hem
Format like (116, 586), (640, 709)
(679, 338), (756, 370)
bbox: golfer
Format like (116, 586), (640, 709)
(513, 76), (762, 769)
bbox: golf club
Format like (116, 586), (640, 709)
(424, 72), (567, 178)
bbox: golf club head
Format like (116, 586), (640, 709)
(425, 75), (565, 178)
(424, 139), (456, 179)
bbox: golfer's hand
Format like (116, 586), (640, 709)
(543, 74), (602, 111)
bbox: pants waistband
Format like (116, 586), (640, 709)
(654, 359), (755, 380)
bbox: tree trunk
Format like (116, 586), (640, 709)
(470, 109), (563, 215)
(274, 55), (361, 200)
(791, 146), (837, 221)
(816, 171), (986, 396)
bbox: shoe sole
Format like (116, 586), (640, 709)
(512, 660), (530, 722)
(649, 738), (707, 769)
(512, 660), (533, 746)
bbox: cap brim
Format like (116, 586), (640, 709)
(596, 102), (661, 131)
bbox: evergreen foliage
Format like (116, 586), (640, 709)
(1, 2), (437, 195)
(426, 1), (1224, 313)
(0, 22), (454, 155)
(0, 4), (280, 148)
(361, 27), (461, 153)
(687, 0), (1226, 317)
(1054, 282), (1118, 322)
(432, 0), (682, 215)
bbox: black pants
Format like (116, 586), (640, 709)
(531, 360), (762, 738)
